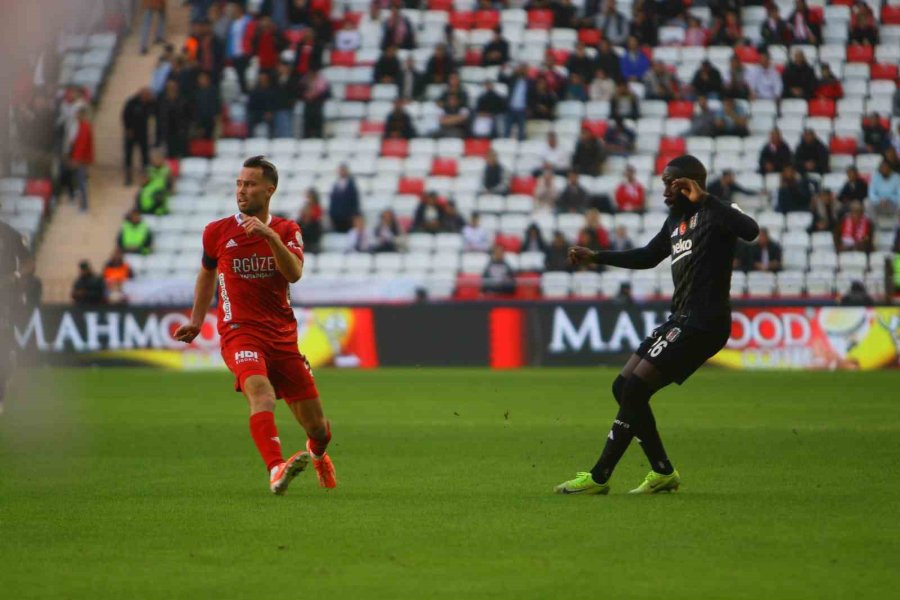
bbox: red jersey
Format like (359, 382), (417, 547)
(202, 213), (305, 341)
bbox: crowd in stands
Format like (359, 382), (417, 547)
(111, 0), (900, 301)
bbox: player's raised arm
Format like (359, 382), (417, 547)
(174, 266), (217, 343)
(568, 225), (670, 270)
(241, 217), (303, 283)
(675, 177), (760, 242)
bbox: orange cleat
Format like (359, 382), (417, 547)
(306, 440), (337, 489)
(269, 450), (310, 495)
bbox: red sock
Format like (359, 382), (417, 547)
(308, 421), (331, 458)
(249, 411), (284, 472)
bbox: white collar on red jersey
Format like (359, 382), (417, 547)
(234, 213), (273, 226)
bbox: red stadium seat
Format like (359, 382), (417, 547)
(527, 9), (553, 30)
(455, 274), (482, 299)
(734, 45), (760, 64)
(398, 178), (424, 194)
(581, 119), (608, 138)
(547, 48), (570, 64)
(165, 159), (180, 179)
(381, 139), (409, 157)
(464, 138), (491, 157)
(311, 0), (330, 14)
(285, 29), (304, 47)
(464, 48), (482, 66)
(329, 50), (355, 67)
(883, 6), (900, 25)
(667, 101), (694, 118)
(846, 45), (874, 63)
(808, 6), (823, 24)
(659, 137), (686, 155)
(495, 234), (522, 253)
(514, 274), (541, 299)
(656, 154), (680, 174)
(220, 122), (247, 139)
(342, 12), (362, 27)
(25, 178), (52, 201)
(510, 176), (536, 195)
(808, 98), (836, 118)
(474, 10), (500, 30)
(345, 84), (371, 101)
(190, 138), (216, 156)
(431, 157), (458, 176)
(428, 0), (452, 11)
(871, 63), (899, 81)
(360, 121), (385, 136)
(578, 29), (601, 45)
(829, 137), (858, 155)
(831, 0), (852, 5)
(449, 12), (474, 30)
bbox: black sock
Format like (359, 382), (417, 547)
(625, 377), (674, 475)
(590, 408), (634, 484)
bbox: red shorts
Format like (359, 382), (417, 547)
(220, 331), (319, 403)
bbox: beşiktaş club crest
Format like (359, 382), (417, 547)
(665, 327), (682, 343)
(689, 213), (698, 229)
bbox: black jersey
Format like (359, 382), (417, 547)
(0, 220), (31, 321)
(596, 194), (759, 331)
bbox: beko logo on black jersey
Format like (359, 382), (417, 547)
(672, 239), (692, 254)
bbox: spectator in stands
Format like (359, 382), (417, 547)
(615, 165), (645, 212)
(271, 61), (297, 138)
(690, 61), (723, 100)
(545, 231), (570, 271)
(629, 2), (659, 47)
(562, 73), (589, 102)
(71, 260), (106, 306)
(595, 0), (630, 46)
(862, 113), (889, 153)
(838, 201), (874, 252)
(247, 71), (277, 138)
(482, 150), (510, 194)
(814, 64), (843, 100)
(156, 80), (189, 158)
(438, 95), (471, 138)
(552, 0), (578, 28)
(576, 208), (611, 251)
(122, 87), (156, 186)
(371, 210), (401, 253)
(589, 68), (616, 101)
(412, 191), (446, 233)
(893, 91), (900, 119)
(140, 0), (167, 55)
(184, 18), (224, 83)
(594, 39), (622, 83)
(528, 77), (558, 121)
(300, 67), (330, 138)
(708, 11), (742, 46)
(848, 4), (878, 46)
(708, 169), (754, 204)
(293, 27), (326, 78)
(439, 73), (468, 109)
(224, 2), (252, 92)
(794, 129), (829, 175)
(381, 6), (415, 50)
(684, 16), (708, 46)
(65, 108), (95, 212)
(395, 56), (422, 101)
(838, 166), (869, 210)
(441, 201), (467, 233)
(787, 0), (820, 45)
(809, 189), (839, 234)
(759, 128), (793, 174)
(374, 45), (402, 85)
(425, 44), (456, 87)
(117, 210), (153, 255)
(722, 58), (751, 100)
(557, 171), (590, 214)
(604, 118), (637, 155)
(689, 96), (718, 137)
(610, 225), (634, 252)
(572, 128), (606, 176)
(150, 44), (176, 96)
(776, 165), (813, 213)
(329, 164), (360, 233)
(472, 81), (506, 138)
(534, 166), (560, 211)
(884, 147), (900, 176)
(869, 161), (900, 217)
(714, 98), (749, 137)
(643, 61), (679, 101)
(503, 64), (531, 140)
(782, 50), (817, 100)
(749, 228), (782, 272)
(610, 82), (639, 121)
(566, 42), (595, 84)
(746, 53), (782, 100)
(135, 163), (170, 217)
(840, 280), (874, 306)
(334, 19), (361, 52)
(297, 188), (323, 253)
(522, 224), (547, 253)
(538, 131), (570, 174)
(759, 4), (791, 48)
(619, 36), (650, 82)
(192, 70), (220, 139)
(345, 215), (370, 252)
(103, 248), (134, 305)
(385, 99), (416, 139)
(481, 245), (516, 296)
(482, 26), (510, 67)
(463, 212), (492, 252)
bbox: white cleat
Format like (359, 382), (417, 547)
(269, 450), (310, 495)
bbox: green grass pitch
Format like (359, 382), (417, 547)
(1, 367), (899, 599)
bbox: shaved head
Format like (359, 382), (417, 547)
(665, 155), (707, 189)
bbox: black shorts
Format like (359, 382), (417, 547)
(635, 318), (731, 385)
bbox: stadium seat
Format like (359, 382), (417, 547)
(464, 138), (491, 157)
(829, 137), (857, 155)
(570, 272), (599, 298)
(883, 6), (900, 25)
(807, 99), (835, 118)
(381, 139), (409, 158)
(527, 9), (553, 30)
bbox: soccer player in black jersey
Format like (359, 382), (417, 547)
(0, 219), (34, 416)
(555, 155), (760, 495)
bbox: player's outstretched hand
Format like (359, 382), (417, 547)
(241, 216), (275, 240)
(674, 178), (705, 203)
(567, 246), (597, 267)
(174, 323), (201, 343)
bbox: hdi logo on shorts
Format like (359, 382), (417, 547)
(235, 350), (259, 364)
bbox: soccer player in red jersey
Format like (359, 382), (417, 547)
(174, 156), (336, 495)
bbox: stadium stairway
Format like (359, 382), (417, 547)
(37, 0), (191, 302)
